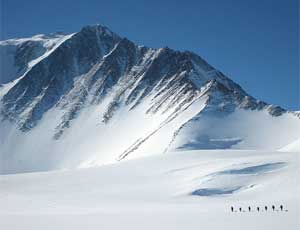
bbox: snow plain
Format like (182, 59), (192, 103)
(0, 149), (299, 230)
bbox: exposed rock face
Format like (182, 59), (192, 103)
(0, 24), (298, 173)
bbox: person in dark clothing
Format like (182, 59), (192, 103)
(231, 206), (234, 212)
(272, 205), (275, 211)
(248, 206), (251, 212)
(239, 207), (242, 212)
(265, 206), (268, 211)
(280, 205), (283, 211)
(257, 207), (260, 212)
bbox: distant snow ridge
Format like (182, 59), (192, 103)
(280, 138), (300, 152)
(0, 24), (299, 173)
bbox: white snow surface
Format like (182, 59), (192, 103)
(171, 109), (300, 151)
(1, 97), (299, 174)
(0, 149), (299, 230)
(280, 138), (300, 152)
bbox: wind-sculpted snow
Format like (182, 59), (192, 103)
(219, 162), (286, 175)
(1, 150), (298, 230)
(190, 162), (286, 197)
(191, 187), (242, 196)
(0, 24), (299, 173)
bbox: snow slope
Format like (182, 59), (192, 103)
(280, 138), (300, 152)
(0, 149), (299, 230)
(0, 24), (299, 174)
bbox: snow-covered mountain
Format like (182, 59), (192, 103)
(0, 24), (299, 174)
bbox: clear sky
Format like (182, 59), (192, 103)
(1, 0), (299, 110)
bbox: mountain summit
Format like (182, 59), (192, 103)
(0, 24), (299, 173)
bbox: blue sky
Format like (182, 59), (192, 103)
(1, 0), (299, 110)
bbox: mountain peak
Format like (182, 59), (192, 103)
(0, 24), (299, 173)
(80, 24), (119, 38)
